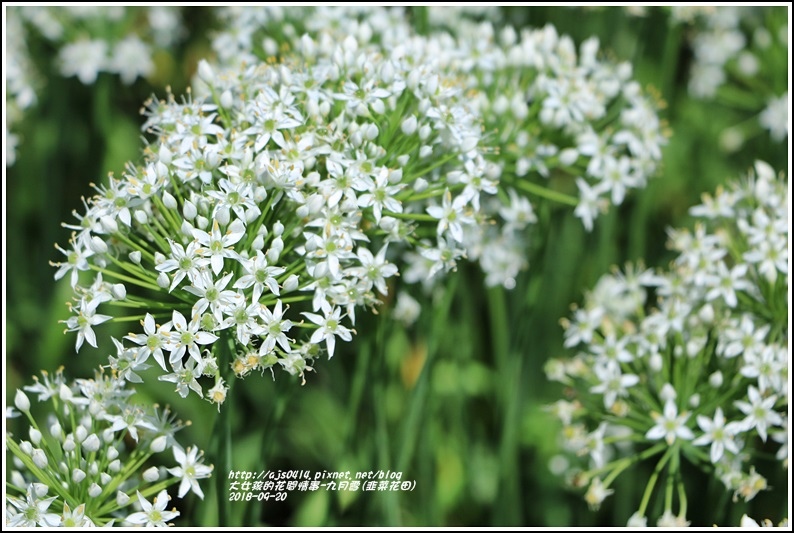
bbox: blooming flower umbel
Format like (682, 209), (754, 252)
(545, 161), (788, 525)
(5, 369), (212, 527)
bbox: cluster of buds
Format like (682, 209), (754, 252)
(6, 368), (212, 527)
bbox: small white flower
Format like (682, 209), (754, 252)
(584, 477), (613, 510)
(303, 304), (353, 359)
(6, 485), (60, 527)
(167, 446), (214, 500)
(108, 36), (154, 85)
(645, 399), (694, 445)
(735, 386), (782, 442)
(58, 39), (107, 85)
(125, 490), (180, 527)
(692, 407), (743, 463)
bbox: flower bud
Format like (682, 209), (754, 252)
(32, 483), (48, 498)
(388, 168), (403, 184)
(197, 59), (215, 84)
(107, 446), (119, 461)
(63, 436), (76, 452)
(196, 215), (209, 230)
(181, 220), (195, 238)
(379, 217), (398, 232)
(220, 89), (234, 109)
(157, 272), (170, 289)
(215, 207), (230, 227)
(709, 371), (723, 388)
(117, 492), (130, 506)
(143, 467), (160, 482)
(263, 36), (278, 57)
(162, 191), (177, 210)
(659, 383), (677, 403)
(83, 434), (101, 453)
(413, 178), (428, 192)
(134, 210), (149, 225)
(90, 236), (108, 254)
(407, 69), (420, 91)
(32, 448), (48, 468)
(380, 60), (394, 83)
(559, 148), (579, 166)
(283, 275), (299, 293)
(266, 247), (280, 264)
(150, 435), (167, 453)
(689, 394), (701, 408)
(365, 123), (379, 141)
(100, 216), (118, 234)
(29, 428), (42, 446)
(11, 471), (26, 488)
(14, 390), (30, 412)
(649, 353), (663, 372)
(158, 144), (172, 165)
(108, 459), (121, 473)
(100, 473), (112, 485)
(88, 483), (102, 498)
(252, 235), (264, 251)
(74, 425), (87, 443)
(112, 284), (126, 300)
(246, 207), (261, 224)
(20, 441), (33, 456)
(492, 95), (509, 114)
(72, 468), (86, 483)
(698, 303), (715, 324)
(401, 115), (417, 136)
(50, 421), (62, 438)
(183, 200), (197, 220)
(306, 194), (325, 215)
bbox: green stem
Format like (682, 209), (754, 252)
(677, 478), (687, 518)
(88, 264), (162, 292)
(396, 275), (459, 475)
(510, 179), (578, 206)
(212, 333), (236, 526)
(382, 210), (437, 222)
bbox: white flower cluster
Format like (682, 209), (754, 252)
(6, 369), (212, 527)
(52, 30), (498, 403)
(53, 6), (666, 405)
(13, 6), (183, 85)
(4, 6), (185, 167)
(680, 6), (789, 144)
(211, 6), (667, 283)
(5, 8), (38, 166)
(545, 161), (788, 524)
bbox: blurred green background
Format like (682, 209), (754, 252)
(4, 6), (789, 527)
